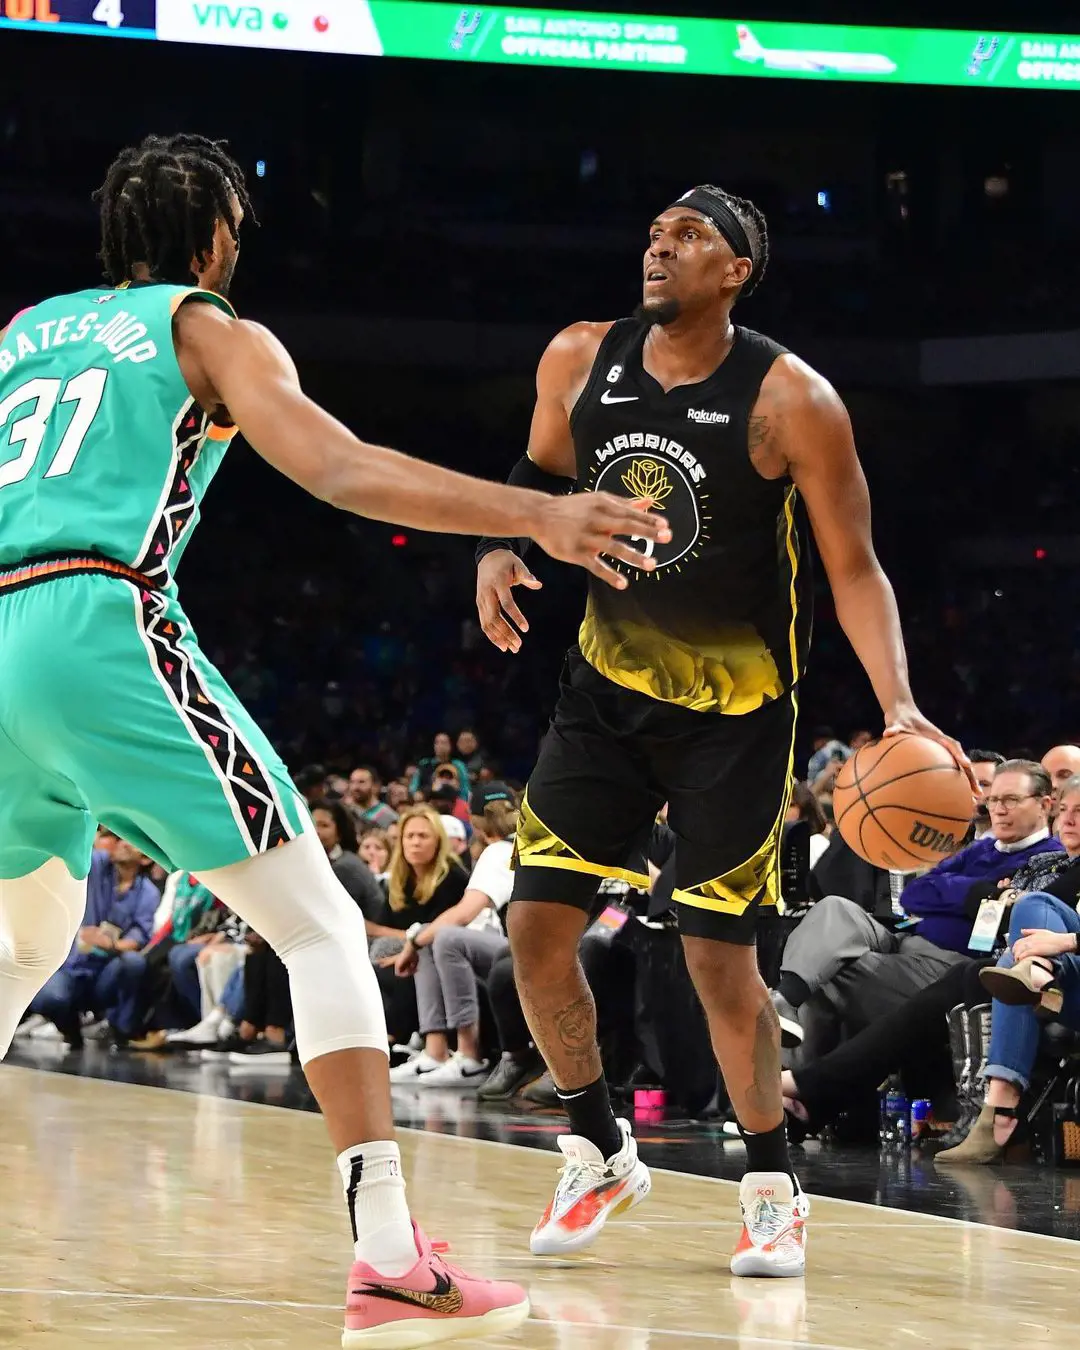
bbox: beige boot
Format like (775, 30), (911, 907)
(935, 1104), (1009, 1165)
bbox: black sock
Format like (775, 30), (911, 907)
(739, 1121), (794, 1179)
(556, 1075), (622, 1159)
(776, 973), (811, 1009)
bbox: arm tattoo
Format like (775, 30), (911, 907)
(746, 999), (782, 1116)
(747, 415), (771, 462)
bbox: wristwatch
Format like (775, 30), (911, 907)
(405, 922), (424, 945)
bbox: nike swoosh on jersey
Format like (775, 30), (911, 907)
(600, 391), (639, 404)
(355, 1266), (465, 1315)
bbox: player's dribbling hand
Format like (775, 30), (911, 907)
(533, 493), (671, 588)
(476, 549), (544, 654)
(883, 706), (979, 796)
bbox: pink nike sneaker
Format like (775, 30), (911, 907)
(343, 1223), (530, 1348)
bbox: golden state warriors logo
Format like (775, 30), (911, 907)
(591, 446), (710, 577)
(622, 459), (673, 508)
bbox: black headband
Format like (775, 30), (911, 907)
(665, 188), (759, 290)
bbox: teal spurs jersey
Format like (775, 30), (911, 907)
(0, 283), (237, 583)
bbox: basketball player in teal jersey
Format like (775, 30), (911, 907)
(0, 134), (667, 1348)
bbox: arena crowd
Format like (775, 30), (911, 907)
(17, 721), (1080, 1168)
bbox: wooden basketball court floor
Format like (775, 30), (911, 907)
(3, 1063), (1078, 1350)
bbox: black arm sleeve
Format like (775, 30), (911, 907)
(475, 454), (576, 565)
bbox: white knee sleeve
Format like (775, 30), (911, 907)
(198, 829), (387, 1066)
(0, 859), (88, 1057)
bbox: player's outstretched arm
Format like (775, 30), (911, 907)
(759, 356), (972, 783)
(174, 303), (666, 583)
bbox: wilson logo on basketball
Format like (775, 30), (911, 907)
(908, 822), (960, 854)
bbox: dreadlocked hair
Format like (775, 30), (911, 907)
(696, 184), (769, 297)
(93, 133), (254, 287)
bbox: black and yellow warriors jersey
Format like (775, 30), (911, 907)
(572, 318), (813, 715)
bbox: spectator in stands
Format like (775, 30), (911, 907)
(469, 780), (516, 838)
(28, 841), (158, 1048)
(389, 799), (518, 1086)
(366, 807), (469, 1047)
(311, 798), (384, 920)
(807, 727), (851, 790)
(938, 775), (1080, 1163)
(165, 910), (248, 1050)
(120, 873), (234, 1049)
(294, 764), (327, 806)
(969, 749), (1007, 839)
(455, 728), (485, 783)
(359, 829), (392, 895)
(345, 766), (398, 831)
(429, 774), (472, 827)
(94, 825), (119, 857)
(387, 781), (411, 813)
(786, 782), (831, 869)
(479, 949), (545, 1100)
(409, 732), (470, 801)
(850, 729), (874, 752)
(204, 932), (294, 1064)
(783, 831), (1080, 1137)
(440, 814), (472, 865)
(1042, 745), (1080, 816)
(158, 874), (223, 1027)
(770, 760), (1060, 1046)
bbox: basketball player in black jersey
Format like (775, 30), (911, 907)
(476, 185), (971, 1276)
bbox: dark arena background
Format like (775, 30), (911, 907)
(3, 3), (1080, 1348)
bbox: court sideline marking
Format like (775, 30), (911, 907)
(7, 1061), (1080, 1256)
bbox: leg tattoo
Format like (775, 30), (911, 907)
(517, 969), (602, 1089)
(746, 998), (782, 1118)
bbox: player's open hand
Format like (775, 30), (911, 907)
(532, 493), (671, 588)
(883, 706), (978, 796)
(476, 549), (544, 654)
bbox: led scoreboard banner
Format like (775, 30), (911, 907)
(0, 0), (154, 36)
(4, 1), (1080, 93)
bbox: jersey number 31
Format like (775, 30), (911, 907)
(0, 370), (108, 491)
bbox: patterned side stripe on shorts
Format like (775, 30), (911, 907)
(137, 587), (292, 856)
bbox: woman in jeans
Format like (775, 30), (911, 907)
(388, 801), (518, 1087)
(368, 806), (468, 1047)
(938, 777), (1080, 1163)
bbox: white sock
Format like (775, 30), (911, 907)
(337, 1141), (416, 1276)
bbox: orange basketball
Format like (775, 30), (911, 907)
(832, 733), (973, 870)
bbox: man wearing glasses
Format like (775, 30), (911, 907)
(769, 760), (1062, 1045)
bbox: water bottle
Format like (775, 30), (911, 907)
(910, 1099), (932, 1143)
(878, 1077), (910, 1145)
(889, 870), (912, 919)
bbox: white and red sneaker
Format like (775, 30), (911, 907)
(344, 1223), (529, 1348)
(530, 1118), (651, 1256)
(730, 1172), (808, 1278)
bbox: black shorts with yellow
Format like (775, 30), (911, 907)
(512, 649), (797, 943)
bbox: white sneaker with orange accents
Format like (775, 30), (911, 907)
(530, 1118), (651, 1256)
(730, 1172), (808, 1278)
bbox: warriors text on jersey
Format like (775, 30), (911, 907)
(571, 318), (813, 715)
(0, 283), (237, 587)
